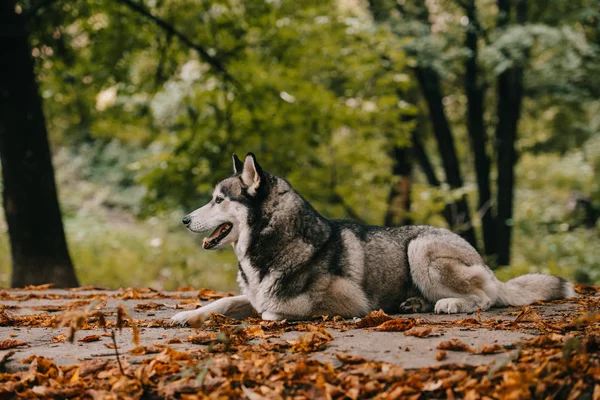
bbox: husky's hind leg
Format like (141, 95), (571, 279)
(399, 297), (433, 313)
(407, 237), (498, 314)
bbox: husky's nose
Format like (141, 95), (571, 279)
(182, 216), (191, 225)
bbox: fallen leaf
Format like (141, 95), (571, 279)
(0, 339), (28, 349)
(78, 335), (101, 343)
(478, 344), (504, 354)
(436, 350), (447, 361)
(129, 345), (161, 356)
(437, 339), (474, 353)
(373, 318), (415, 332)
(404, 326), (432, 337)
(24, 283), (55, 290)
(188, 333), (217, 345)
(356, 310), (392, 328)
(515, 306), (544, 323)
(335, 353), (367, 364)
(289, 326), (333, 352)
(134, 302), (166, 312)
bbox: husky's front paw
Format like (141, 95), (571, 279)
(261, 311), (285, 321)
(434, 298), (480, 314)
(171, 309), (205, 326)
(434, 298), (461, 314)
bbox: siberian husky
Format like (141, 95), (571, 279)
(171, 153), (575, 325)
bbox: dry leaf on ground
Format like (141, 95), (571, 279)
(404, 326), (432, 337)
(78, 335), (101, 343)
(289, 326), (333, 352)
(0, 340), (28, 350)
(355, 310), (392, 328)
(373, 318), (415, 332)
(437, 338), (474, 352)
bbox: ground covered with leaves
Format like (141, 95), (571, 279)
(0, 284), (599, 399)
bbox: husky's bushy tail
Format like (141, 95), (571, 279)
(494, 274), (576, 307)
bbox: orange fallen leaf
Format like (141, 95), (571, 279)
(78, 335), (101, 343)
(373, 318), (415, 332)
(52, 334), (66, 343)
(188, 332), (217, 345)
(0, 339), (28, 349)
(478, 344), (504, 354)
(404, 326), (432, 337)
(356, 310), (392, 328)
(134, 302), (165, 312)
(289, 326), (333, 352)
(129, 345), (161, 356)
(515, 306), (544, 323)
(437, 338), (474, 353)
(335, 353), (367, 364)
(23, 283), (55, 290)
(436, 350), (447, 361)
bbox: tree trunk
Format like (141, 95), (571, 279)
(414, 66), (478, 248)
(495, 0), (526, 266)
(385, 146), (413, 226)
(0, 1), (79, 287)
(463, 0), (496, 259)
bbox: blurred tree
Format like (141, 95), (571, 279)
(0, 0), (79, 287)
(367, 0), (599, 266)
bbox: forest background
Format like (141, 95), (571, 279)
(0, 0), (598, 290)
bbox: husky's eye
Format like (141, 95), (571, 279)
(215, 196), (224, 204)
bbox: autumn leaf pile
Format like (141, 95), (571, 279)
(0, 284), (598, 399)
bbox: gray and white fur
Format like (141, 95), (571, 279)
(171, 153), (575, 325)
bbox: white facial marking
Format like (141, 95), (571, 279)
(185, 185), (247, 249)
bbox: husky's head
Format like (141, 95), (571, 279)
(182, 153), (266, 250)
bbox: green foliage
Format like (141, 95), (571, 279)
(0, 0), (597, 289)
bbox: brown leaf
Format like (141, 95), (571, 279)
(134, 302), (166, 312)
(356, 309), (392, 328)
(188, 332), (217, 345)
(404, 326), (432, 337)
(437, 339), (474, 353)
(165, 338), (183, 344)
(104, 343), (116, 349)
(78, 335), (101, 343)
(0, 339), (28, 349)
(245, 325), (266, 338)
(478, 344), (504, 354)
(289, 326), (333, 352)
(335, 353), (367, 364)
(197, 288), (231, 300)
(129, 345), (161, 356)
(435, 350), (447, 361)
(23, 283), (55, 290)
(176, 286), (196, 292)
(0, 310), (14, 326)
(373, 318), (416, 332)
(514, 307), (544, 323)
(52, 334), (67, 343)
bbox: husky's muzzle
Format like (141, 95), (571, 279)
(182, 213), (234, 250)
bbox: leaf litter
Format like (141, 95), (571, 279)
(0, 285), (598, 398)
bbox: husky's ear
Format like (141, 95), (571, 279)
(241, 153), (263, 195)
(232, 153), (244, 174)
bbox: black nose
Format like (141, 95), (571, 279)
(182, 216), (191, 225)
